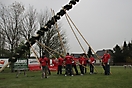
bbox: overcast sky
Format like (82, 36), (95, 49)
(1, 0), (132, 53)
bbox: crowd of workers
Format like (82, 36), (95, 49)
(39, 50), (111, 78)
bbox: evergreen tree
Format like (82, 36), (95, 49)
(113, 44), (124, 63)
(127, 42), (132, 63)
(122, 41), (129, 63)
(128, 42), (132, 57)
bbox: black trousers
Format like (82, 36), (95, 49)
(42, 66), (48, 78)
(90, 64), (94, 73)
(105, 64), (110, 75)
(79, 65), (84, 74)
(72, 64), (79, 75)
(102, 64), (105, 71)
(57, 65), (62, 74)
(65, 64), (72, 76)
(84, 64), (87, 73)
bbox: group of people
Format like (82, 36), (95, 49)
(39, 50), (111, 78)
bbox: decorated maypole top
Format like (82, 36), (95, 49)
(8, 0), (80, 63)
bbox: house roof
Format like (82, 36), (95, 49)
(96, 49), (113, 56)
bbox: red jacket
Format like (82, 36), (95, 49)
(102, 53), (110, 64)
(39, 57), (49, 66)
(64, 55), (73, 65)
(79, 57), (85, 65)
(72, 57), (77, 65)
(52, 59), (58, 66)
(84, 58), (88, 65)
(58, 58), (64, 65)
(89, 57), (95, 64)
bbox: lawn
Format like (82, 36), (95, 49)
(0, 66), (132, 88)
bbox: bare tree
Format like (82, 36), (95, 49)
(19, 5), (39, 57)
(0, 2), (25, 55)
(37, 9), (69, 57)
(20, 5), (38, 39)
(0, 30), (6, 57)
(0, 2), (25, 72)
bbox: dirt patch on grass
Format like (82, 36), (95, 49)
(0, 78), (6, 80)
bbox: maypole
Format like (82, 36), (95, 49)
(0, 0), (80, 72)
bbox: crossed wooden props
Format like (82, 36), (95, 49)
(8, 0), (80, 63)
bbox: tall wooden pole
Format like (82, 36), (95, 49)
(0, 62), (11, 72)
(66, 13), (101, 61)
(36, 40), (64, 57)
(51, 9), (67, 55)
(65, 13), (98, 73)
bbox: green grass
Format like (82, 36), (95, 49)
(0, 66), (132, 88)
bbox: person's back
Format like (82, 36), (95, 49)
(39, 57), (48, 66)
(64, 53), (73, 76)
(65, 55), (72, 64)
(57, 56), (64, 75)
(58, 57), (64, 65)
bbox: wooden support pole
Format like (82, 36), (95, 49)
(36, 40), (64, 57)
(66, 13), (101, 61)
(65, 14), (86, 54)
(51, 9), (67, 55)
(0, 62), (11, 72)
(65, 14), (99, 73)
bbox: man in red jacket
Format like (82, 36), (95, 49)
(39, 54), (49, 78)
(79, 54), (85, 75)
(64, 53), (73, 76)
(84, 55), (88, 73)
(102, 50), (111, 75)
(57, 55), (64, 75)
(89, 55), (95, 74)
(71, 54), (79, 75)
